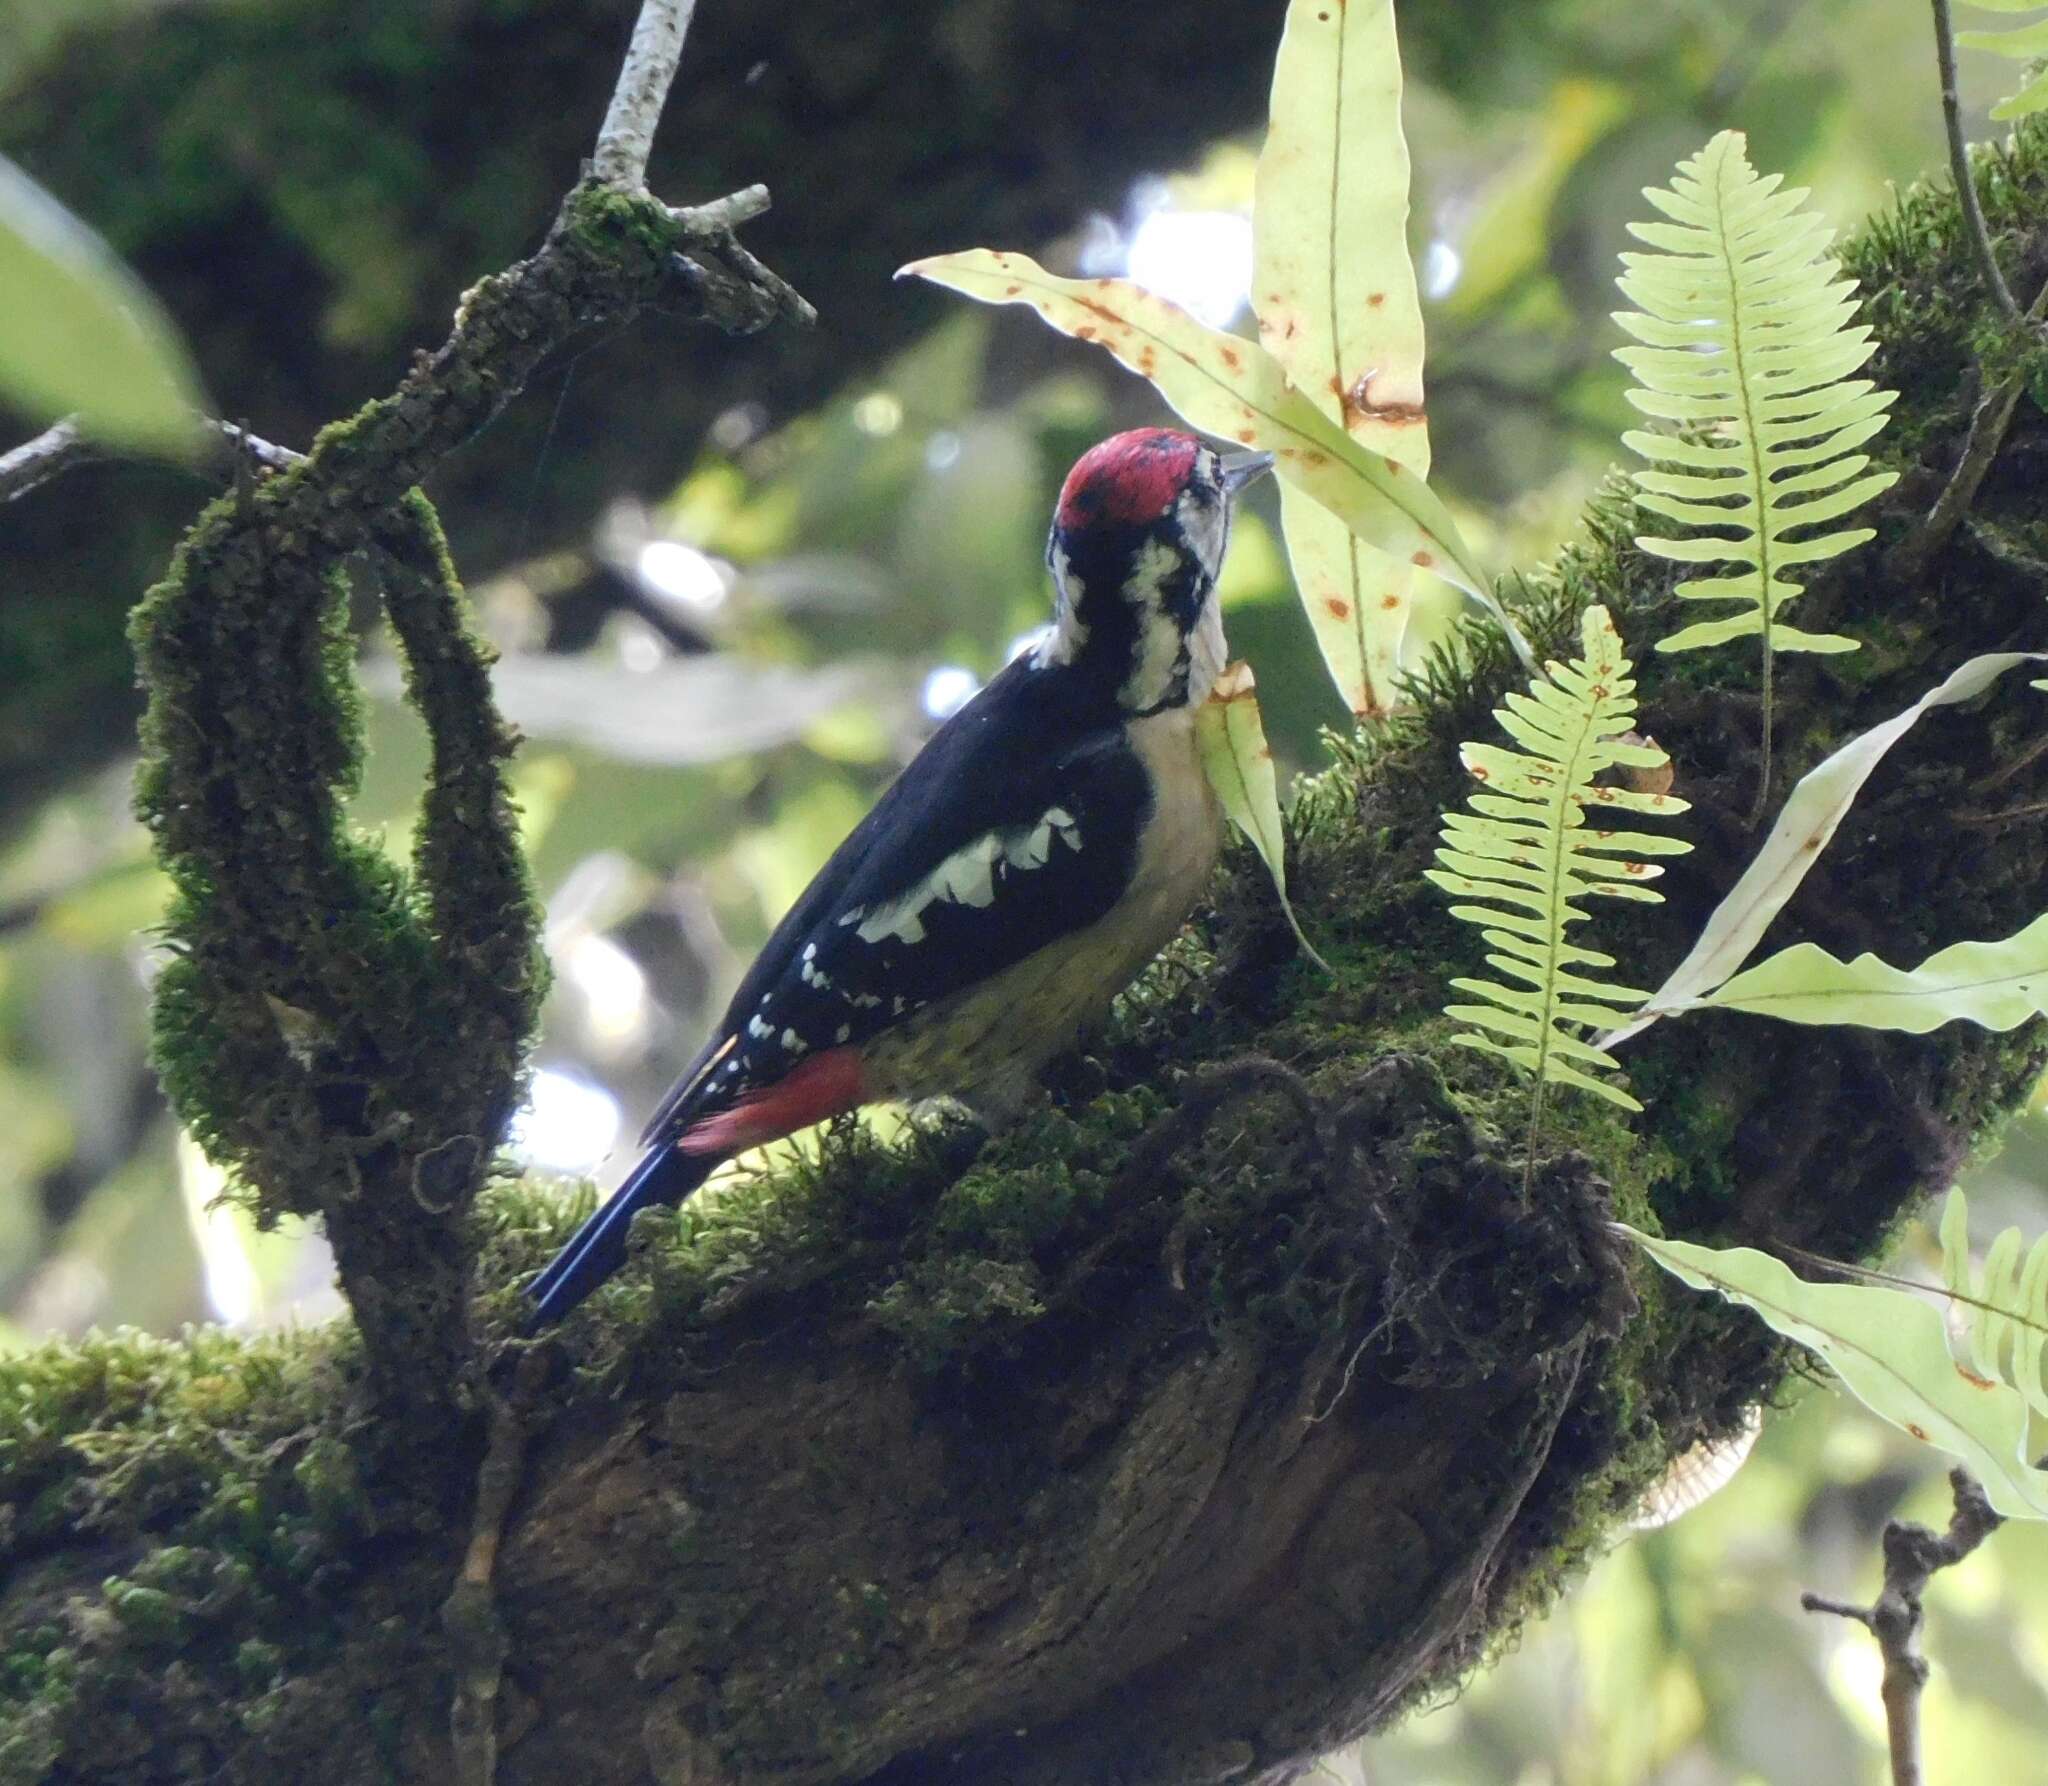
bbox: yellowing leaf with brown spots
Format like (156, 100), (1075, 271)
(897, 250), (1495, 612)
(1195, 662), (1330, 974)
(1624, 1221), (2048, 1521)
(1254, 0), (1431, 719)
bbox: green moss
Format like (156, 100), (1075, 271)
(558, 181), (690, 270)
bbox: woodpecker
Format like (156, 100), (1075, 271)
(524, 427), (1272, 1327)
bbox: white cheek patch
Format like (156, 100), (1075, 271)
(1178, 484), (1228, 569)
(852, 807), (1085, 945)
(1186, 595), (1228, 708)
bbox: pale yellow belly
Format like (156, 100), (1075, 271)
(858, 708), (1223, 1120)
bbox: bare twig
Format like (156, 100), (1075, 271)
(1, 413), (302, 505)
(1888, 273), (2048, 587)
(1801, 1468), (2004, 1786)
(0, 416), (97, 501)
(1930, 0), (2024, 326)
(590, 0), (701, 188)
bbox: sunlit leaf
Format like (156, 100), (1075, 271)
(1254, 0), (1432, 719)
(1940, 1188), (2048, 1426)
(1613, 130), (1896, 816)
(1427, 605), (1691, 1117)
(1691, 910), (2048, 1032)
(1195, 661), (1330, 973)
(1623, 1224), (2048, 1521)
(897, 249), (1535, 665)
(0, 152), (205, 457)
(1957, 5), (2048, 118)
(1611, 650), (2048, 1044)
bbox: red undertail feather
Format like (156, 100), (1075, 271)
(675, 1047), (868, 1156)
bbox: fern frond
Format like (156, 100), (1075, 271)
(1940, 1188), (2048, 1420)
(1613, 130), (1899, 819)
(1956, 2), (2048, 119)
(1426, 606), (1692, 1136)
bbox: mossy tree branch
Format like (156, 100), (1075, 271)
(4, 109), (2048, 1786)
(123, 18), (810, 1433)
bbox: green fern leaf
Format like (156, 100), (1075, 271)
(1956, 3), (2048, 119)
(1940, 1188), (2048, 1421)
(1426, 605), (1692, 1122)
(1613, 131), (1899, 817)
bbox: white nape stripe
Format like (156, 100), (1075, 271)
(1035, 541), (1088, 668)
(1118, 536), (1188, 712)
(852, 806), (1083, 946)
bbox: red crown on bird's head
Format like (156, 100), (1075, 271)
(1055, 428), (1202, 532)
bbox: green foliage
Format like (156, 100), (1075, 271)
(1193, 661), (1330, 974)
(1427, 605), (1691, 1118)
(901, 249), (1494, 609)
(1621, 649), (2048, 1039)
(1957, 1), (2048, 119)
(1624, 1194), (2048, 1521)
(1615, 130), (1898, 815)
(0, 152), (203, 456)
(1693, 909), (2048, 1031)
(1252, 0), (1433, 720)
(1941, 1187), (2048, 1422)
(1616, 129), (1897, 659)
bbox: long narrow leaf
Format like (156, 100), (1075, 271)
(1196, 662), (1331, 973)
(1957, 3), (2048, 117)
(0, 153), (205, 457)
(1254, 0), (1431, 718)
(1624, 1225), (2048, 1521)
(1610, 650), (2048, 1043)
(1692, 911), (2048, 1031)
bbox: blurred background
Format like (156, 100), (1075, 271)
(2, 1), (2045, 1779)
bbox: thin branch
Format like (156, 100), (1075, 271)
(590, 0), (701, 188)
(1, 413), (301, 505)
(1888, 272), (2048, 587)
(1930, 0), (2025, 326)
(1801, 1468), (2004, 1786)
(0, 417), (97, 501)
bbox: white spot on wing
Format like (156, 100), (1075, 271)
(780, 1027), (807, 1056)
(747, 1014), (774, 1040)
(852, 806), (1084, 946)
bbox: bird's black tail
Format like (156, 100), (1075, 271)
(522, 1142), (716, 1331)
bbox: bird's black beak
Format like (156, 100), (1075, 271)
(1219, 449), (1275, 496)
